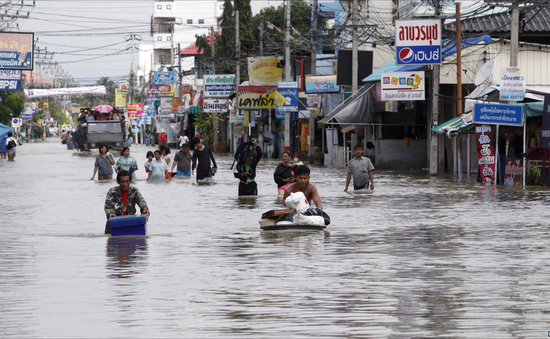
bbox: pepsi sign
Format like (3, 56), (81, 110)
(395, 19), (441, 66)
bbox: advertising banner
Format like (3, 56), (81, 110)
(276, 81), (298, 112)
(504, 159), (523, 186)
(0, 32), (34, 70)
(181, 84), (203, 109)
(203, 98), (228, 113)
(247, 57), (283, 86)
(473, 103), (523, 126)
(115, 89), (125, 108)
(475, 125), (496, 186)
(159, 97), (173, 114)
(395, 19), (441, 65)
(204, 74), (236, 97)
(381, 71), (425, 100)
(0, 70), (21, 91)
(499, 67), (525, 101)
(127, 103), (143, 119)
(237, 86), (279, 109)
(305, 75), (340, 94)
(153, 71), (177, 85)
(24, 86), (106, 99)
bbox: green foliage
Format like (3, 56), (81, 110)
(262, 0), (312, 46)
(194, 113), (214, 146)
(0, 91), (24, 125)
(49, 101), (70, 125)
(526, 164), (542, 185)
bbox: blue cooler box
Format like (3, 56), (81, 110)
(108, 215), (147, 236)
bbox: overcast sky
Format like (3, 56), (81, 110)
(19, 0), (283, 86)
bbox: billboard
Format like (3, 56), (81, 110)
(473, 103), (523, 126)
(204, 74), (236, 97)
(247, 57), (283, 86)
(127, 103), (143, 119)
(237, 86), (280, 109)
(203, 98), (228, 113)
(0, 32), (34, 70)
(153, 71), (177, 85)
(276, 81), (298, 112)
(0, 70), (21, 91)
(381, 71), (425, 101)
(395, 19), (441, 65)
(115, 89), (125, 108)
(305, 75), (340, 94)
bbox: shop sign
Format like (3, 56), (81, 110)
(237, 86), (279, 109)
(153, 71), (177, 85)
(381, 71), (425, 100)
(247, 57), (283, 86)
(276, 81), (298, 112)
(204, 74), (235, 97)
(395, 19), (441, 65)
(0, 32), (34, 70)
(473, 103), (523, 126)
(203, 98), (228, 113)
(305, 75), (340, 94)
(499, 67), (525, 101)
(475, 125), (496, 186)
(115, 89), (125, 108)
(127, 103), (143, 119)
(0, 70), (21, 91)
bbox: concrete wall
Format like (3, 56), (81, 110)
(376, 139), (427, 170)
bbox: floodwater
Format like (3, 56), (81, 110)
(1, 138), (550, 338)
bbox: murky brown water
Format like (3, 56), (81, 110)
(1, 138), (549, 338)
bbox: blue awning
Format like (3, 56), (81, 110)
(0, 122), (12, 140)
(363, 35), (493, 82)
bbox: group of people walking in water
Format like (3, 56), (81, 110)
(95, 136), (376, 233)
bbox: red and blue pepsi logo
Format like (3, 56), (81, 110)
(398, 48), (414, 63)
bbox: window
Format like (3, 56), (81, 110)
(187, 19), (193, 24)
(198, 19), (204, 24)
(166, 5), (171, 9)
(157, 36), (162, 41)
(157, 5), (162, 9)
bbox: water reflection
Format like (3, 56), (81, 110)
(106, 236), (148, 280)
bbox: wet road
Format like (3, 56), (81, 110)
(1, 139), (550, 338)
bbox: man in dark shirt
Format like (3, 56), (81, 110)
(191, 137), (217, 181)
(171, 143), (192, 177)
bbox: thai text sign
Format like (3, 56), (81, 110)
(0, 32), (34, 70)
(305, 75), (340, 94)
(395, 19), (441, 65)
(0, 70), (21, 91)
(204, 74), (235, 97)
(473, 103), (523, 126)
(115, 89), (125, 107)
(238, 86), (278, 109)
(247, 57), (283, 86)
(381, 71), (425, 100)
(499, 67), (525, 101)
(203, 98), (228, 113)
(276, 82), (298, 112)
(127, 103), (143, 119)
(153, 71), (177, 85)
(475, 125), (496, 186)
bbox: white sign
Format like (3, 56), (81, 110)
(204, 74), (236, 97)
(395, 19), (441, 65)
(381, 71), (425, 101)
(203, 98), (228, 113)
(24, 86), (107, 99)
(499, 67), (525, 101)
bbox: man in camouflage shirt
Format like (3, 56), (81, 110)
(104, 170), (150, 234)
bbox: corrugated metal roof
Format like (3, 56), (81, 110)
(456, 7), (550, 33)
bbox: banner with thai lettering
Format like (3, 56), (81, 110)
(503, 158), (523, 186)
(24, 86), (106, 99)
(204, 74), (235, 97)
(381, 72), (425, 100)
(238, 86), (279, 109)
(247, 57), (283, 86)
(499, 67), (525, 101)
(203, 98), (228, 113)
(475, 125), (496, 186)
(127, 103), (143, 119)
(305, 75), (340, 94)
(0, 32), (34, 70)
(115, 89), (125, 108)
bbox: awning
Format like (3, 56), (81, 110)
(0, 122), (12, 139)
(431, 114), (474, 136)
(319, 84), (375, 124)
(363, 35), (492, 82)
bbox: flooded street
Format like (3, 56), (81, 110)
(1, 139), (550, 338)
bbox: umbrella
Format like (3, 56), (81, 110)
(94, 104), (113, 113)
(0, 122), (12, 140)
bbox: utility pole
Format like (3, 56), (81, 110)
(235, 9), (240, 153)
(454, 2), (463, 174)
(352, 0), (358, 93)
(429, 0), (441, 175)
(510, 0), (524, 185)
(309, 0), (319, 163)
(211, 26), (218, 150)
(259, 10), (264, 56)
(284, 0), (291, 152)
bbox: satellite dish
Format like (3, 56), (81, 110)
(474, 59), (495, 86)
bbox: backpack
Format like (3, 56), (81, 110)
(6, 139), (16, 150)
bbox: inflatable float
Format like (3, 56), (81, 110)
(259, 192), (330, 231)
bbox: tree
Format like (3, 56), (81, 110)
(0, 91), (24, 125)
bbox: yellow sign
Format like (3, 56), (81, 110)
(115, 89), (125, 108)
(43, 102), (49, 108)
(248, 57), (283, 86)
(238, 86), (278, 109)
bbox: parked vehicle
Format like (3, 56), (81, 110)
(84, 120), (125, 151)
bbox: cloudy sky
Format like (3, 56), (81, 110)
(19, 0), (283, 85)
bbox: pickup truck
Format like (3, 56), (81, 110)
(84, 120), (125, 151)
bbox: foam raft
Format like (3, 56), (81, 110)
(259, 209), (327, 231)
(107, 215), (147, 236)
